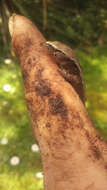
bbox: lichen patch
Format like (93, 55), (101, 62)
(48, 94), (68, 117)
(35, 80), (52, 96)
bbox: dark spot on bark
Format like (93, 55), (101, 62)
(24, 38), (33, 47)
(26, 97), (33, 109)
(85, 130), (90, 139)
(90, 145), (101, 160)
(61, 132), (66, 139)
(36, 68), (44, 80)
(22, 70), (29, 80)
(33, 56), (36, 61)
(27, 56), (37, 66)
(48, 94), (67, 117)
(88, 154), (92, 158)
(21, 70), (30, 90)
(85, 130), (102, 160)
(40, 42), (45, 46)
(72, 112), (84, 129)
(35, 80), (51, 96)
(27, 57), (32, 65)
(46, 122), (51, 128)
(25, 97), (38, 122)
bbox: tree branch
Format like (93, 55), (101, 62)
(9, 14), (107, 190)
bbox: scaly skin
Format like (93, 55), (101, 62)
(9, 15), (107, 190)
(46, 41), (85, 103)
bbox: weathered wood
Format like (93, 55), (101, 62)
(9, 14), (107, 190)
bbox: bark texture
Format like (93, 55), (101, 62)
(9, 15), (107, 190)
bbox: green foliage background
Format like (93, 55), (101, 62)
(0, 0), (107, 189)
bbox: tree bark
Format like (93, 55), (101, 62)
(9, 15), (107, 190)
